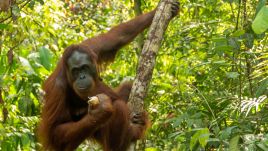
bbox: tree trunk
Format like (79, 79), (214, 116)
(133, 0), (145, 56)
(128, 0), (176, 114)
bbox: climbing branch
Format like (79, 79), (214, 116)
(128, 0), (177, 113)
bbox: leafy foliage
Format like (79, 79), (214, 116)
(0, 0), (268, 150)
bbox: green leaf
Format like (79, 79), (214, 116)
(213, 60), (226, 65)
(220, 126), (237, 140)
(190, 130), (199, 150)
(0, 24), (9, 30)
(256, 0), (267, 14)
(252, 6), (268, 34)
(229, 135), (240, 151)
(48, 28), (56, 37)
(256, 78), (268, 97)
(214, 45), (233, 52)
(257, 143), (268, 150)
(39, 47), (52, 71)
(21, 134), (31, 149)
(19, 57), (35, 75)
(190, 128), (210, 150)
(211, 37), (227, 43)
(145, 148), (159, 151)
(198, 128), (210, 148)
(231, 30), (245, 37)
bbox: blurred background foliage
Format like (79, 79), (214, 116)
(0, 0), (268, 150)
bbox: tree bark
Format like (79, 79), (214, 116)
(128, 0), (176, 113)
(0, 0), (10, 12)
(133, 0), (145, 55)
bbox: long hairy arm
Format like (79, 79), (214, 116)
(81, 10), (156, 64)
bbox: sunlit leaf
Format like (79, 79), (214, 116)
(198, 128), (210, 148)
(145, 147), (159, 151)
(252, 6), (268, 34)
(190, 131), (199, 150)
(19, 57), (35, 75)
(231, 30), (245, 37)
(39, 47), (52, 71)
(213, 60), (226, 64)
(214, 45), (233, 52)
(229, 135), (240, 151)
